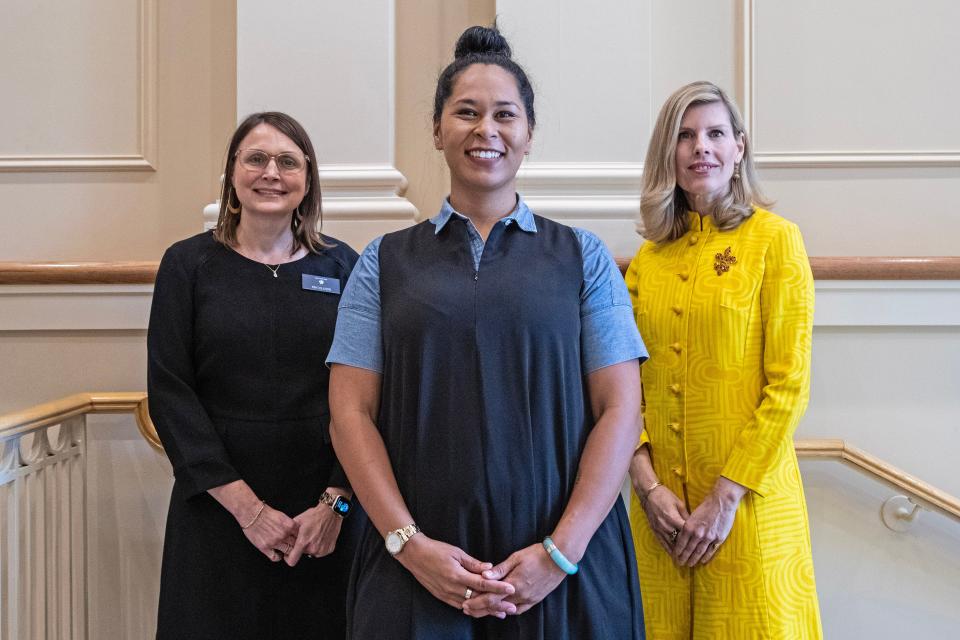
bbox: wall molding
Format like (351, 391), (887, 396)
(4, 257), (959, 286)
(0, 285), (153, 331)
(738, 0), (960, 169)
(203, 164), (417, 228)
(0, 0), (158, 172)
(516, 162), (643, 220)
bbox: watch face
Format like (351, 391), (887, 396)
(385, 532), (403, 555)
(332, 496), (351, 517)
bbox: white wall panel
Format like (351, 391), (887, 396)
(497, 0), (651, 163)
(0, 0), (156, 170)
(752, 0), (960, 158)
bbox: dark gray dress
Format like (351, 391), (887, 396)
(346, 217), (644, 639)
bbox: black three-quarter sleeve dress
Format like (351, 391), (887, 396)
(148, 230), (363, 639)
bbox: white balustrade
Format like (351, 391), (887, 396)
(1, 416), (87, 640)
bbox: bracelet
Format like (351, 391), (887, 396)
(240, 500), (265, 529)
(542, 536), (579, 575)
(640, 480), (662, 506)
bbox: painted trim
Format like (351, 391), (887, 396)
(0, 0), (158, 172)
(738, 0), (960, 169)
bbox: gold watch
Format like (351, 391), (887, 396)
(385, 523), (421, 556)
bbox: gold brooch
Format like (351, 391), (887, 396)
(714, 247), (737, 275)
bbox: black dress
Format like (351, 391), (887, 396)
(148, 231), (364, 639)
(346, 217), (644, 639)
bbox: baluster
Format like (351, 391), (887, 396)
(0, 434), (17, 640)
(68, 416), (87, 640)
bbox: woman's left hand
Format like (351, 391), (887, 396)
(284, 496), (346, 566)
(673, 477), (747, 567)
(474, 543), (567, 616)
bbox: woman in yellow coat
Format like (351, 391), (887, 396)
(627, 81), (822, 639)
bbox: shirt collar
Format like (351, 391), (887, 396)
(430, 196), (537, 234)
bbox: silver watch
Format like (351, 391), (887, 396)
(385, 523), (421, 556)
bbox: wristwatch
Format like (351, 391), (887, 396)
(385, 523), (421, 556)
(318, 491), (352, 518)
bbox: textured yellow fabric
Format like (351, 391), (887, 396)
(627, 209), (822, 639)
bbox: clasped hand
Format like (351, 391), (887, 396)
(240, 502), (343, 566)
(399, 536), (567, 619)
(638, 480), (743, 567)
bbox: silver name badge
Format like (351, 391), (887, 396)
(301, 274), (341, 294)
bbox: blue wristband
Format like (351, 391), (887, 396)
(542, 536), (579, 575)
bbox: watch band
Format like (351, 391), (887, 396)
(319, 491), (351, 517)
(385, 523), (421, 556)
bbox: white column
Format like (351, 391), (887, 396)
(492, 1), (647, 255)
(234, 0), (416, 248)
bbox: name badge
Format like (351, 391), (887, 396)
(301, 274), (341, 294)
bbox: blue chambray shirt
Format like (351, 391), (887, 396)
(327, 197), (647, 372)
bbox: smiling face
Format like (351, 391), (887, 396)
(674, 101), (745, 211)
(231, 123), (308, 219)
(433, 63), (532, 204)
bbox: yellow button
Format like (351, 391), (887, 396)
(668, 422), (682, 433)
(670, 342), (682, 353)
(671, 465), (684, 477)
(678, 271), (690, 281)
(672, 305), (683, 315)
(689, 234), (700, 245)
(669, 383), (682, 395)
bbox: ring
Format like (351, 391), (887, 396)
(711, 541), (720, 550)
(669, 529), (679, 543)
(464, 588), (473, 600)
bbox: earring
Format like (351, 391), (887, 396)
(226, 187), (241, 214)
(732, 163), (741, 180)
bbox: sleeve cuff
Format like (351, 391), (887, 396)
(720, 450), (770, 498)
(581, 304), (649, 373)
(174, 458), (241, 500)
(325, 306), (383, 372)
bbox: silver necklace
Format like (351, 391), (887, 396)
(266, 263), (280, 278)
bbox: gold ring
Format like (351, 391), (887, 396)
(464, 588), (474, 600)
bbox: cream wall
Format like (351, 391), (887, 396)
(0, 0), (237, 261)
(2, 1), (959, 638)
(0, 1), (235, 637)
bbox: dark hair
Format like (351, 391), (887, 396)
(214, 111), (330, 254)
(433, 25), (535, 127)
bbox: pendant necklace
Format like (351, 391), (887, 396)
(266, 264), (280, 278)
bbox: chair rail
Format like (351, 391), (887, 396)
(2, 256), (960, 285)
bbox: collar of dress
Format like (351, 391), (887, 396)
(430, 196), (538, 235)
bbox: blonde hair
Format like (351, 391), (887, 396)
(638, 81), (770, 243)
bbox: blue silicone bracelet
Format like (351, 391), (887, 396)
(542, 536), (579, 575)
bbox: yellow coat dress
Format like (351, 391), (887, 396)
(626, 209), (822, 639)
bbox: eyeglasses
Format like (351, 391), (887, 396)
(235, 148), (310, 174)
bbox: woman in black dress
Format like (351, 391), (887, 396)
(327, 27), (646, 639)
(148, 111), (362, 639)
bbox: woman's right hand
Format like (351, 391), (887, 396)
(239, 503), (300, 562)
(395, 534), (516, 616)
(636, 482), (689, 553)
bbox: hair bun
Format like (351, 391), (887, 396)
(454, 25), (512, 59)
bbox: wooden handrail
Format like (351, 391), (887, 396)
(2, 393), (957, 525)
(0, 392), (153, 445)
(795, 439), (960, 522)
(614, 256), (960, 279)
(1, 256), (960, 285)
(0, 262), (159, 285)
